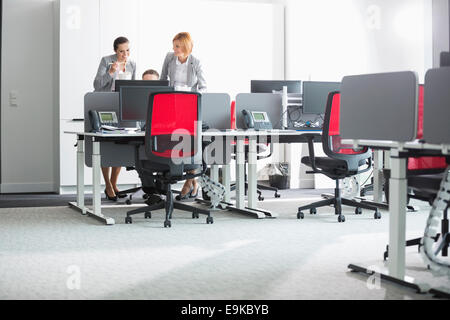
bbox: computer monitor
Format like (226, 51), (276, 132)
(114, 79), (169, 92)
(440, 51), (450, 67)
(119, 86), (174, 122)
(302, 81), (341, 114)
(250, 80), (301, 94)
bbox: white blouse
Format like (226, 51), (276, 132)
(173, 55), (190, 89)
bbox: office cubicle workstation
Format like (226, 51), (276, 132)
(340, 69), (450, 296)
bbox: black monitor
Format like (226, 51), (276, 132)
(251, 80), (301, 93)
(119, 86), (174, 122)
(302, 81), (341, 114)
(114, 79), (169, 92)
(440, 51), (450, 67)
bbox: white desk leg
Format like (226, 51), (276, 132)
(388, 154), (407, 279)
(210, 165), (219, 183)
(92, 139), (102, 218)
(373, 150), (384, 203)
(222, 164), (231, 203)
(247, 136), (257, 209)
(77, 136), (86, 214)
(235, 137), (245, 209)
(91, 138), (115, 225)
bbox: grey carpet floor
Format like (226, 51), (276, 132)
(0, 192), (449, 300)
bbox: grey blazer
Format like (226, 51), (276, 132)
(160, 52), (207, 92)
(93, 54), (136, 92)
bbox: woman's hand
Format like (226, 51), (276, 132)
(109, 61), (119, 75)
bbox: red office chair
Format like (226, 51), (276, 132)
(384, 85), (447, 202)
(126, 92), (212, 227)
(297, 91), (380, 222)
(383, 84), (449, 259)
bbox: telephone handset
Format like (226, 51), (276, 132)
(88, 110), (119, 132)
(242, 109), (273, 130)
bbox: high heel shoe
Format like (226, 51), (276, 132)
(189, 186), (199, 198)
(104, 189), (118, 201)
(114, 190), (128, 199)
(175, 187), (193, 201)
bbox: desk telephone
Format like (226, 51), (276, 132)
(89, 110), (119, 132)
(242, 109), (273, 130)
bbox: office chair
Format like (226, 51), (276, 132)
(125, 91), (213, 227)
(229, 101), (281, 200)
(297, 91), (381, 222)
(383, 85), (448, 203)
(383, 84), (449, 259)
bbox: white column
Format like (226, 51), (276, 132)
(76, 136), (85, 214)
(210, 165), (219, 183)
(373, 150), (384, 203)
(222, 164), (231, 203)
(247, 136), (257, 209)
(388, 153), (407, 279)
(235, 137), (245, 209)
(92, 139), (102, 218)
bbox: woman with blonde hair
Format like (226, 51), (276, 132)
(160, 32), (207, 200)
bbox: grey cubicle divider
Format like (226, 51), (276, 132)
(340, 71), (418, 142)
(84, 92), (137, 167)
(201, 93), (232, 165)
(201, 93), (231, 129)
(423, 67), (450, 145)
(235, 93), (283, 129)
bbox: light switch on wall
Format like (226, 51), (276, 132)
(9, 90), (18, 107)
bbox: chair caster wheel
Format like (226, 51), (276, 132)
(192, 212), (199, 219)
(125, 216), (132, 224)
(125, 199), (132, 205)
(310, 208), (317, 215)
(206, 216), (214, 224)
(164, 220), (171, 228)
(275, 192), (281, 198)
(144, 212), (151, 219)
(258, 196), (264, 201)
(355, 207), (362, 215)
(297, 211), (304, 219)
(338, 215), (345, 223)
(374, 210), (381, 219)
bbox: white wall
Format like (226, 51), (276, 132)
(1, 0), (57, 192)
(432, 0), (450, 66)
(284, 0), (433, 83)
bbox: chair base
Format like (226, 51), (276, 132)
(230, 182), (280, 201)
(383, 208), (449, 260)
(125, 185), (212, 227)
(116, 186), (142, 205)
(297, 180), (380, 222)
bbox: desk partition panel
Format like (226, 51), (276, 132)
(201, 93), (231, 130)
(340, 71), (418, 142)
(235, 93), (283, 129)
(84, 92), (137, 167)
(423, 67), (450, 145)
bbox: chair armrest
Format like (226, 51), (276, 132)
(357, 156), (372, 175)
(304, 134), (324, 175)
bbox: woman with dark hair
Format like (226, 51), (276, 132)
(94, 36), (136, 92)
(93, 36), (136, 201)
